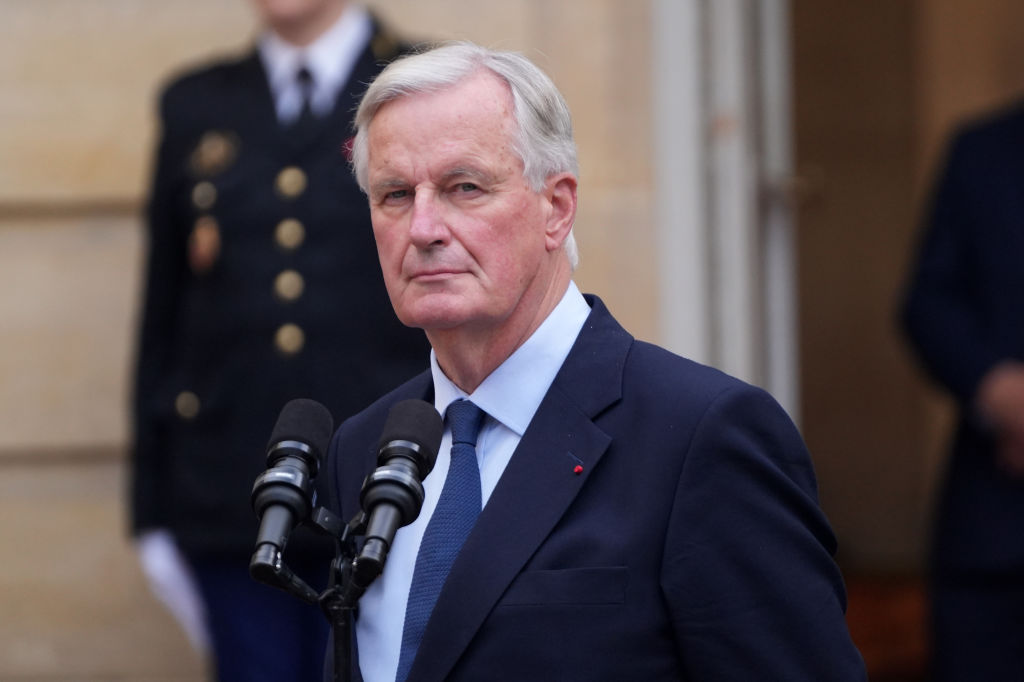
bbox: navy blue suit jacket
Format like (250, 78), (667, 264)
(326, 296), (865, 680)
(902, 102), (1024, 576)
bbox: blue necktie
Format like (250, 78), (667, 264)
(395, 399), (485, 682)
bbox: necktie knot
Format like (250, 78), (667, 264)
(447, 399), (485, 447)
(295, 65), (314, 96)
(288, 65), (317, 131)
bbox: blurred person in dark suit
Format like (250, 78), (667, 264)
(323, 41), (867, 681)
(902, 101), (1024, 681)
(130, 1), (428, 679)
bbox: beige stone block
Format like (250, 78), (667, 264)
(0, 458), (205, 679)
(528, 1), (653, 190)
(373, 0), (653, 190)
(0, 0), (255, 203)
(368, 0), (533, 46)
(573, 188), (658, 344)
(0, 216), (140, 452)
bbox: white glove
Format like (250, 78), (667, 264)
(136, 529), (211, 654)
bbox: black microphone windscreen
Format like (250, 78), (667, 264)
(267, 398), (334, 459)
(378, 399), (443, 466)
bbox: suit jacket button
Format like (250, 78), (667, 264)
(174, 391), (201, 420)
(191, 181), (217, 210)
(275, 218), (305, 250)
(275, 323), (305, 355)
(275, 166), (307, 198)
(274, 269), (305, 302)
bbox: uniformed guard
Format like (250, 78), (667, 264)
(130, 2), (429, 680)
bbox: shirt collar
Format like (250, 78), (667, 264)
(258, 4), (372, 116)
(431, 281), (591, 434)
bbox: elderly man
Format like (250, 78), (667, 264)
(325, 42), (866, 681)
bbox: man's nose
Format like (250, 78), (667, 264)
(409, 191), (448, 248)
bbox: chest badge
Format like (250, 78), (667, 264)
(190, 130), (239, 177)
(188, 215), (221, 273)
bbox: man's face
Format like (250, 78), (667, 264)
(365, 71), (566, 338)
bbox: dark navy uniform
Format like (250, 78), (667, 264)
(130, 17), (428, 679)
(902, 102), (1024, 681)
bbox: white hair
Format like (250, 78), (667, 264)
(351, 41), (579, 269)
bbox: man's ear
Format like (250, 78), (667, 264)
(543, 173), (577, 252)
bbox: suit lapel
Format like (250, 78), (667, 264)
(409, 297), (633, 682)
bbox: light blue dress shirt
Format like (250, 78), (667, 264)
(356, 281), (591, 682)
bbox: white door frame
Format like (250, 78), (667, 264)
(652, 0), (799, 421)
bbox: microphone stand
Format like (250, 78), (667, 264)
(250, 505), (387, 682)
(251, 399), (439, 682)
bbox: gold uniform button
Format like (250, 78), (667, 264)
(275, 166), (307, 198)
(175, 391), (201, 420)
(191, 181), (217, 210)
(275, 323), (305, 355)
(275, 218), (305, 250)
(274, 269), (305, 302)
(190, 130), (239, 176)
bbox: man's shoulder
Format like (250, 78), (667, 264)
(158, 48), (255, 110)
(574, 295), (771, 413)
(626, 338), (764, 404)
(948, 98), (1024, 162)
(628, 338), (735, 381)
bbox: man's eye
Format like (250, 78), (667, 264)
(385, 189), (410, 201)
(455, 182), (479, 193)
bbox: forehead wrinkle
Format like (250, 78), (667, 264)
(367, 76), (522, 192)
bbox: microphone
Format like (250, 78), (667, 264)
(250, 398), (334, 590)
(354, 399), (443, 584)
